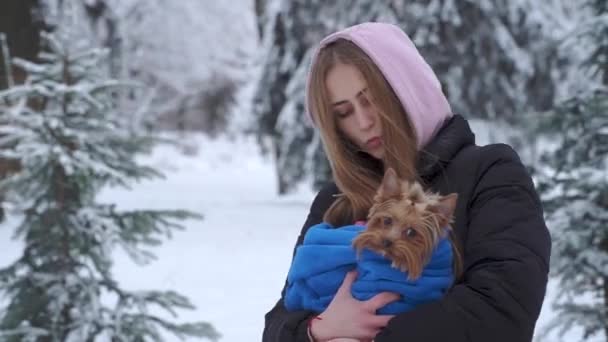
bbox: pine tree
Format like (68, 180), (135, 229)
(0, 30), (219, 342)
(534, 0), (608, 339)
(253, 0), (562, 194)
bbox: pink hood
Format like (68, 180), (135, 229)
(305, 22), (453, 149)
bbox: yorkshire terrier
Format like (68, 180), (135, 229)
(352, 168), (461, 281)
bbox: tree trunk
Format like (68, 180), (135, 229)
(0, 0), (43, 222)
(0, 0), (43, 89)
(604, 276), (608, 342)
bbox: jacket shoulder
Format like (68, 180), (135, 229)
(453, 143), (530, 182)
(471, 143), (541, 206)
(310, 182), (340, 216)
(476, 143), (533, 181)
(444, 143), (540, 212)
(453, 143), (523, 168)
(478, 143), (524, 164)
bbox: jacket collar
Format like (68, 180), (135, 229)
(416, 115), (476, 182)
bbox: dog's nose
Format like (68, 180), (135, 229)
(382, 239), (393, 248)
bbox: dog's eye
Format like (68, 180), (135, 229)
(404, 228), (417, 238)
(383, 217), (392, 226)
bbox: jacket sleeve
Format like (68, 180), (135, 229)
(375, 144), (551, 342)
(262, 183), (338, 342)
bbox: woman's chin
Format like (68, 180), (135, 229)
(368, 148), (384, 160)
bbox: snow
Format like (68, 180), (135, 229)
(0, 132), (597, 341)
(109, 0), (257, 94)
(536, 280), (606, 342)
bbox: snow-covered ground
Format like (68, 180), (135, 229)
(0, 132), (602, 342)
(102, 135), (317, 342)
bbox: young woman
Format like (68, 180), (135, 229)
(263, 22), (551, 342)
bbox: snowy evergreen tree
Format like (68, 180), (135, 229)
(533, 0), (608, 340)
(40, 0), (119, 74)
(0, 0), (48, 223)
(252, 0), (564, 194)
(0, 29), (219, 341)
(37, 0), (253, 135)
(99, 0), (252, 134)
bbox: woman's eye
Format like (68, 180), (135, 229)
(383, 217), (392, 226)
(360, 91), (374, 106)
(360, 96), (371, 107)
(336, 110), (352, 118)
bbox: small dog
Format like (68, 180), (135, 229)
(352, 168), (461, 281)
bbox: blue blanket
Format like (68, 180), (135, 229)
(284, 223), (454, 314)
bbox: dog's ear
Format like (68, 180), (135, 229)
(429, 193), (458, 228)
(379, 168), (401, 199)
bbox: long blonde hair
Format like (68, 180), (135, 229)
(308, 39), (419, 226)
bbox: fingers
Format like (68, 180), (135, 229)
(363, 292), (400, 312)
(366, 314), (395, 328)
(336, 270), (358, 297)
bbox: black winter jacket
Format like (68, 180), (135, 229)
(263, 115), (551, 342)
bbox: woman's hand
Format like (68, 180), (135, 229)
(309, 270), (399, 341)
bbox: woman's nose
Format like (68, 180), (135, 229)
(355, 107), (375, 130)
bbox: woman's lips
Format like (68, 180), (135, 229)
(366, 137), (382, 149)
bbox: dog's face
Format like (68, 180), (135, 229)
(352, 168), (457, 280)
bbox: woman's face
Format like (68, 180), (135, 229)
(325, 62), (384, 159)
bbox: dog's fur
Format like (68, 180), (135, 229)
(352, 168), (462, 281)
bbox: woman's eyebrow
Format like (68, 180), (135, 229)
(356, 88), (369, 99)
(331, 88), (368, 106)
(331, 99), (349, 106)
